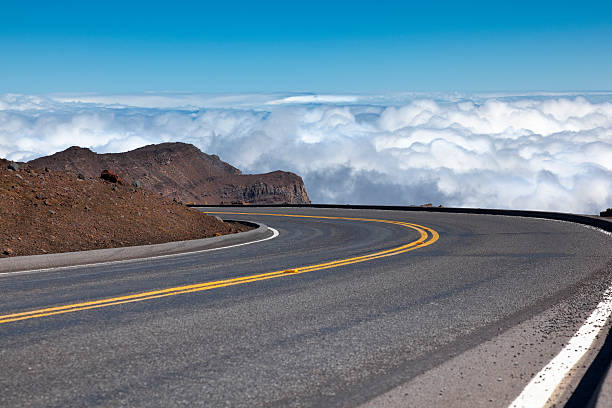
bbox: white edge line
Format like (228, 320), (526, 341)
(581, 223), (612, 237)
(509, 286), (612, 408)
(0, 227), (279, 278)
(509, 219), (612, 408)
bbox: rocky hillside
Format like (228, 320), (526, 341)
(29, 143), (311, 205)
(0, 159), (250, 257)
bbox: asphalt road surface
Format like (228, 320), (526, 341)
(1, 207), (611, 407)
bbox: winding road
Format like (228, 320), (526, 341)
(1, 207), (611, 407)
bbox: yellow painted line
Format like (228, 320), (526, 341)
(0, 212), (439, 324)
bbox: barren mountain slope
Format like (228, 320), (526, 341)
(29, 143), (311, 205)
(0, 159), (249, 257)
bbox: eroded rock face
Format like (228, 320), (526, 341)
(29, 143), (311, 205)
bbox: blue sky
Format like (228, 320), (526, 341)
(1, 0), (611, 93)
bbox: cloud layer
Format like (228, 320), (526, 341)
(1, 92), (611, 214)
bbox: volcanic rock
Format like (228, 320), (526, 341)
(29, 143), (311, 205)
(0, 158), (252, 257)
(100, 169), (123, 184)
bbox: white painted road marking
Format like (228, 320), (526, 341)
(0, 227), (279, 277)
(509, 287), (612, 407)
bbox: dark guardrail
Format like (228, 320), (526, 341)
(187, 203), (612, 233)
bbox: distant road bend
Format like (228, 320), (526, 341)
(0, 207), (611, 407)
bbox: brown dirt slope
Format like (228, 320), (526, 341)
(29, 142), (311, 205)
(0, 159), (249, 258)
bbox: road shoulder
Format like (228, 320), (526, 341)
(362, 261), (612, 408)
(0, 220), (272, 274)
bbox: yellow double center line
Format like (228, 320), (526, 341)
(0, 212), (439, 324)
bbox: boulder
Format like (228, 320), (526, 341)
(100, 169), (123, 184)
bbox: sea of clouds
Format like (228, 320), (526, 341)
(1, 92), (611, 214)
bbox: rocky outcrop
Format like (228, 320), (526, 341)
(29, 142), (311, 205)
(236, 173), (310, 204)
(100, 169), (123, 184)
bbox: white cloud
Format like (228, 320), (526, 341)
(266, 94), (361, 105)
(1, 92), (611, 214)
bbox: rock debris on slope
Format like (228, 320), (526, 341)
(0, 159), (250, 257)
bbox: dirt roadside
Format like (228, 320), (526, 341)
(1, 159), (251, 258)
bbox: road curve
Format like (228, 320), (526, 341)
(0, 207), (611, 407)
